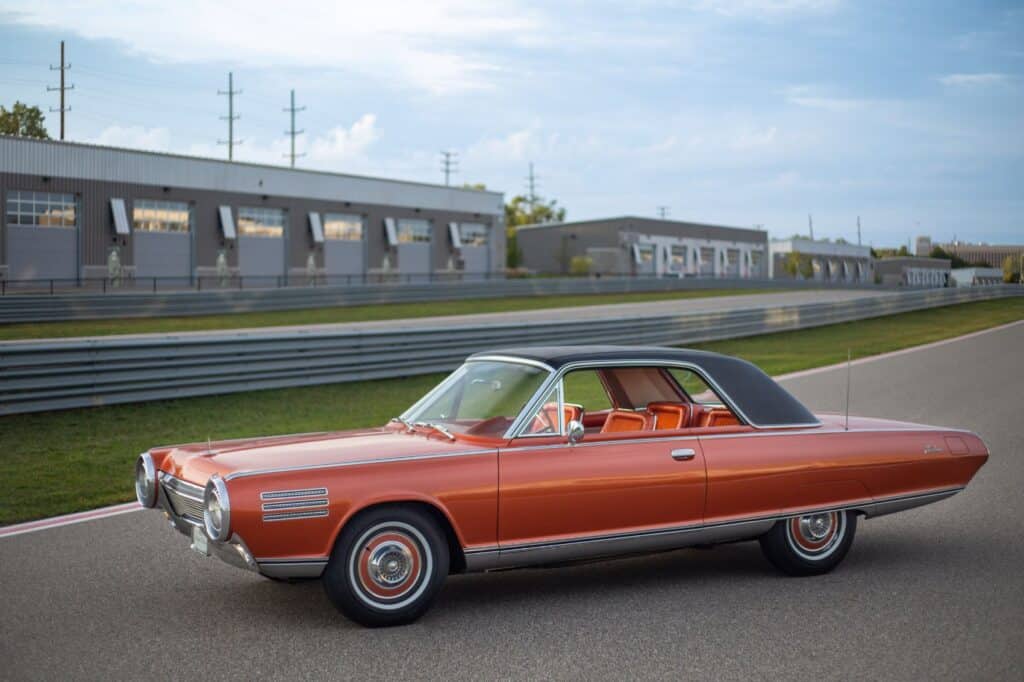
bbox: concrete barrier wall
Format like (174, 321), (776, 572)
(1, 286), (1018, 416)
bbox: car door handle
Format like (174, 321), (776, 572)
(671, 448), (696, 461)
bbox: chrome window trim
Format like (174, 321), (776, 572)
(224, 448), (496, 481)
(504, 358), (820, 439)
(500, 434), (700, 454)
(467, 355), (555, 372)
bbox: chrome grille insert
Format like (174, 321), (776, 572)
(260, 487), (328, 501)
(264, 510), (329, 522)
(261, 498), (329, 512)
(161, 474), (205, 523)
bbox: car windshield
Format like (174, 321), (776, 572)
(402, 360), (549, 437)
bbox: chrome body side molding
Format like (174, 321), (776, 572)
(257, 558), (329, 579)
(464, 486), (965, 572)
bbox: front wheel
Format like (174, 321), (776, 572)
(759, 510), (857, 576)
(323, 506), (449, 627)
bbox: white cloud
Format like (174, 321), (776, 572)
(5, 1), (540, 94)
(86, 115), (380, 171)
(938, 73), (1010, 87)
(692, 0), (841, 17)
(86, 125), (172, 151)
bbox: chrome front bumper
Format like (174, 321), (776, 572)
(156, 472), (324, 579)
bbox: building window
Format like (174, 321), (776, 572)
(133, 200), (190, 233)
(397, 218), (431, 243)
(750, 250), (762, 268)
(637, 244), (655, 263)
(5, 190), (76, 227)
(459, 223), (488, 247)
(323, 213), (363, 241)
(670, 245), (687, 269)
(238, 207), (286, 238)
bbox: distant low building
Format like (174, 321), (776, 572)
(769, 238), (873, 283)
(874, 256), (951, 288)
(949, 267), (1004, 287)
(916, 235), (1023, 268)
(514, 216), (769, 278)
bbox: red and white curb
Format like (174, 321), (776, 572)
(0, 502), (141, 539)
(2, 318), (1021, 540)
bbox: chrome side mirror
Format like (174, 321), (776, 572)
(567, 419), (585, 444)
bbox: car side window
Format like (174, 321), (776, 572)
(668, 368), (723, 405)
(522, 385), (563, 435)
(563, 369), (613, 413)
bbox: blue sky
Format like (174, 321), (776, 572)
(1, 0), (1021, 246)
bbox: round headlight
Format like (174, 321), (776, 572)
(203, 474), (231, 543)
(135, 452), (157, 508)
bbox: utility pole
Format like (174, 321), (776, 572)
(657, 206), (670, 220)
(857, 216), (862, 245)
(808, 214), (814, 241)
(526, 162), (539, 212)
(282, 89), (305, 168)
(217, 72), (242, 161)
(440, 150), (458, 186)
(47, 40), (74, 141)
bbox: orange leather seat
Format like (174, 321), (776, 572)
(646, 402), (690, 430)
(600, 409), (652, 433)
(532, 402), (583, 433)
(703, 409), (739, 428)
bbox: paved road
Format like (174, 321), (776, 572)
(1, 322), (1021, 680)
(8, 288), (892, 343)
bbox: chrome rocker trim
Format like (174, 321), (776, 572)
(463, 486), (965, 572)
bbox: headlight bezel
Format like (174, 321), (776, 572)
(135, 452), (157, 508)
(203, 474), (231, 543)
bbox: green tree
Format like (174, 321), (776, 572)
(929, 245), (967, 268)
(504, 194), (567, 269)
(1003, 255), (1022, 284)
(0, 102), (50, 139)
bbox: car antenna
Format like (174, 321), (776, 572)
(844, 349), (852, 432)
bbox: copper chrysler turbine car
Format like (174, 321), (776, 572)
(135, 346), (988, 627)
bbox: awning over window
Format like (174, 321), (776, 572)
(308, 212), (324, 244)
(218, 205), (236, 240)
(384, 217), (398, 247)
(631, 243), (641, 265)
(110, 198), (130, 235)
(448, 222), (462, 249)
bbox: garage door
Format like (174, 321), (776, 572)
(131, 200), (191, 283)
(457, 222), (489, 276)
(237, 207), (286, 285)
(322, 213), (364, 280)
(4, 190), (78, 283)
(396, 219), (431, 275)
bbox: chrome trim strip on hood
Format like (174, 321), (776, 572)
(224, 448), (497, 481)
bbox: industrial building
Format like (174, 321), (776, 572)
(514, 217), (769, 278)
(769, 237), (873, 283)
(874, 256), (951, 288)
(916, 235), (1023, 268)
(0, 135), (506, 287)
(949, 267), (1004, 287)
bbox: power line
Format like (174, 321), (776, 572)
(47, 40), (74, 140)
(283, 89), (305, 168)
(526, 162), (539, 211)
(656, 206), (670, 220)
(440, 150), (458, 186)
(217, 71), (242, 161)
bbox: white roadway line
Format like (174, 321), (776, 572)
(774, 318), (1024, 383)
(2, 317), (1021, 540)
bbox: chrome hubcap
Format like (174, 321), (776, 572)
(367, 541), (413, 587)
(799, 513), (833, 542)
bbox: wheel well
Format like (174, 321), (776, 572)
(344, 501), (467, 574)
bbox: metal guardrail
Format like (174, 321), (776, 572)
(0, 275), (874, 324)
(1, 286), (1018, 416)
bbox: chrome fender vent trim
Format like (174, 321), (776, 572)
(260, 487), (328, 501)
(260, 487), (330, 522)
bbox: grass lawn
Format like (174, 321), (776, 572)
(0, 288), (775, 341)
(1, 296), (1021, 524)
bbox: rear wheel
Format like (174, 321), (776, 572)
(323, 506), (449, 627)
(759, 510), (856, 576)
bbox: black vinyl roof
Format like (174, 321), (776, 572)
(470, 345), (820, 428)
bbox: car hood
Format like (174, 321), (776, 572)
(154, 427), (487, 484)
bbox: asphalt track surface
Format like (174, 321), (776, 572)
(2, 322), (1021, 680)
(14, 288), (890, 342)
